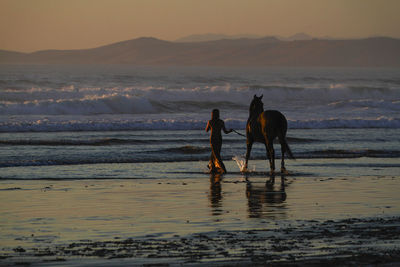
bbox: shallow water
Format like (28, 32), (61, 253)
(1, 128), (399, 174)
(1, 158), (399, 252)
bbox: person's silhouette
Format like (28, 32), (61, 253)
(205, 109), (232, 173)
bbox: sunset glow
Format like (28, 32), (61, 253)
(1, 0), (399, 52)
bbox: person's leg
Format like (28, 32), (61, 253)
(212, 140), (226, 173)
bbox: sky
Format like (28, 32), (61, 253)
(1, 0), (400, 52)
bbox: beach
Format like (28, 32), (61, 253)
(1, 65), (400, 265)
(1, 159), (400, 266)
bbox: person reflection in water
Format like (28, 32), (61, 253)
(209, 173), (223, 215)
(206, 109), (232, 174)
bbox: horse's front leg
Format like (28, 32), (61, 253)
(244, 141), (253, 172)
(280, 142), (288, 175)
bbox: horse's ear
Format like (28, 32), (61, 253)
(253, 94), (257, 99)
(260, 95), (263, 99)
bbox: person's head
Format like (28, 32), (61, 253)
(211, 109), (220, 120)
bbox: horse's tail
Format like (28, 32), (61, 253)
(283, 138), (295, 159)
(278, 125), (295, 160)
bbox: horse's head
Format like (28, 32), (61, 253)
(249, 94), (264, 117)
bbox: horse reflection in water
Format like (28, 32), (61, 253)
(246, 174), (287, 219)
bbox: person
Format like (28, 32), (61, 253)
(205, 109), (232, 173)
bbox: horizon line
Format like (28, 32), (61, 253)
(2, 34), (399, 54)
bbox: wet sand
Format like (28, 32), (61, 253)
(1, 159), (400, 266)
(2, 216), (400, 266)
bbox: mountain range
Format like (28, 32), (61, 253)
(174, 33), (314, 42)
(1, 36), (399, 67)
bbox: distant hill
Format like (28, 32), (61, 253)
(276, 33), (313, 41)
(175, 33), (314, 42)
(1, 36), (400, 67)
(175, 33), (263, 42)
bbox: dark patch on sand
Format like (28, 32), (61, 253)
(1, 217), (399, 266)
(0, 187), (23, 191)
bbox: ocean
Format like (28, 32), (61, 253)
(0, 65), (399, 178)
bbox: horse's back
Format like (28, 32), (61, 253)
(259, 110), (288, 137)
(260, 110), (287, 125)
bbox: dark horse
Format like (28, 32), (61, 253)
(244, 95), (294, 174)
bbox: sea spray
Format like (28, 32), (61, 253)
(233, 155), (255, 172)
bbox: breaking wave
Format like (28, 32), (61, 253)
(1, 65), (399, 134)
(1, 83), (399, 115)
(289, 117), (400, 129)
(1, 94), (156, 115)
(1, 117), (399, 132)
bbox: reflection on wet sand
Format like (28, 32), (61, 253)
(246, 174), (287, 219)
(208, 173), (288, 219)
(209, 173), (223, 215)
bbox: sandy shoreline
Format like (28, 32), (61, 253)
(1, 216), (400, 266)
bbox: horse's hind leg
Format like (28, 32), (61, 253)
(265, 141), (275, 175)
(278, 130), (290, 174)
(280, 141), (287, 174)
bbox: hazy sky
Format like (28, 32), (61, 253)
(1, 0), (399, 52)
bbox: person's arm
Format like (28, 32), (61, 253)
(222, 121), (233, 134)
(206, 120), (211, 132)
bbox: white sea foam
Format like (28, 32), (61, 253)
(1, 85), (399, 115)
(289, 117), (400, 129)
(1, 115), (399, 132)
(1, 65), (399, 131)
(232, 155), (247, 172)
(1, 94), (156, 115)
